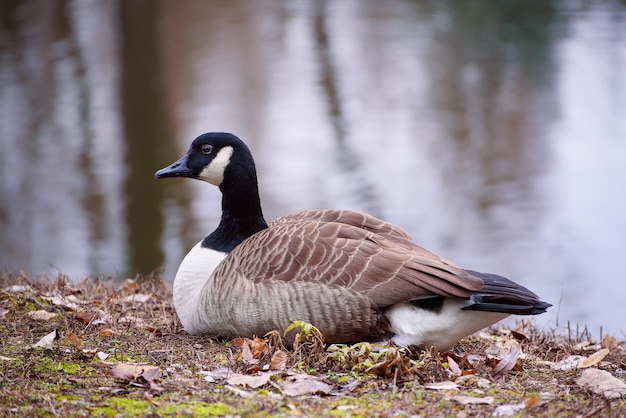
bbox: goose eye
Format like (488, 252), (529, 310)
(201, 144), (213, 154)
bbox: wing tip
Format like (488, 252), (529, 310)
(462, 298), (552, 315)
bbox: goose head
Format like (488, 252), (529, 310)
(155, 132), (257, 191)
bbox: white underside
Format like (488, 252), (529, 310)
(172, 242), (226, 334)
(385, 300), (509, 350)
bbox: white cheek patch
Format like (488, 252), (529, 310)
(198, 146), (234, 185)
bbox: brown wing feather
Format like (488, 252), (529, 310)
(221, 210), (484, 308)
(270, 209), (414, 243)
(271, 209), (462, 267)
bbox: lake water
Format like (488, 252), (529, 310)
(1, 0), (625, 338)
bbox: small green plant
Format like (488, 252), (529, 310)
(284, 320), (326, 365)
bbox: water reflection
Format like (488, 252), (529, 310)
(1, 0), (625, 337)
(120, 0), (172, 275)
(1, 0), (125, 277)
(418, 0), (562, 256)
(313, 2), (382, 218)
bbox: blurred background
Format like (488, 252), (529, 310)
(1, 0), (625, 337)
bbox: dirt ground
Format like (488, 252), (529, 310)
(1, 272), (625, 417)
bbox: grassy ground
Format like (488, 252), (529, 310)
(1, 273), (624, 417)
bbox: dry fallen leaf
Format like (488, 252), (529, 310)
(578, 348), (610, 369)
(122, 279), (139, 294)
(574, 340), (591, 350)
(447, 355), (462, 377)
(225, 385), (255, 399)
(525, 393), (541, 408)
(109, 362), (163, 392)
(99, 328), (115, 337)
(227, 372), (274, 389)
(511, 321), (529, 340)
(576, 368), (626, 399)
(280, 375), (333, 397)
(251, 337), (268, 358)
(551, 355), (585, 371)
(486, 335), (521, 358)
(67, 333), (84, 352)
(110, 363), (144, 380)
(449, 395), (494, 405)
(118, 315), (147, 327)
(41, 295), (81, 311)
(0, 306), (8, 319)
(510, 330), (528, 341)
(140, 366), (161, 382)
(231, 337), (248, 347)
(444, 351), (475, 376)
(27, 310), (57, 321)
(30, 329), (59, 350)
(92, 310), (113, 326)
(334, 379), (362, 395)
(270, 350), (288, 370)
(123, 293), (152, 303)
(492, 344), (521, 378)
(600, 334), (621, 349)
(233, 337), (269, 364)
(145, 325), (162, 335)
(5, 285), (33, 293)
(424, 381), (459, 391)
(75, 311), (96, 324)
(240, 339), (257, 364)
(492, 402), (526, 417)
(117, 315), (161, 334)
(201, 367), (232, 383)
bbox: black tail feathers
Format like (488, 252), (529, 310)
(461, 270), (552, 315)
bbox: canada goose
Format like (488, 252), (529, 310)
(155, 132), (550, 350)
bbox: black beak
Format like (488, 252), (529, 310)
(155, 154), (193, 179)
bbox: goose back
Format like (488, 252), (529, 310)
(186, 209), (488, 344)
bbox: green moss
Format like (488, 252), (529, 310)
(42, 383), (61, 394)
(61, 363), (81, 374)
(56, 395), (81, 402)
(91, 399), (235, 417)
(35, 357), (81, 375)
(159, 402), (232, 416)
(413, 389), (424, 406)
(106, 350), (141, 363)
(12, 406), (55, 418)
(4, 358), (25, 368)
(326, 396), (388, 418)
(256, 388), (270, 396)
(23, 301), (37, 311)
(92, 398), (153, 417)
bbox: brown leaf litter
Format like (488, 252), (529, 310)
(1, 272), (625, 417)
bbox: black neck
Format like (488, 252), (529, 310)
(201, 180), (268, 253)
